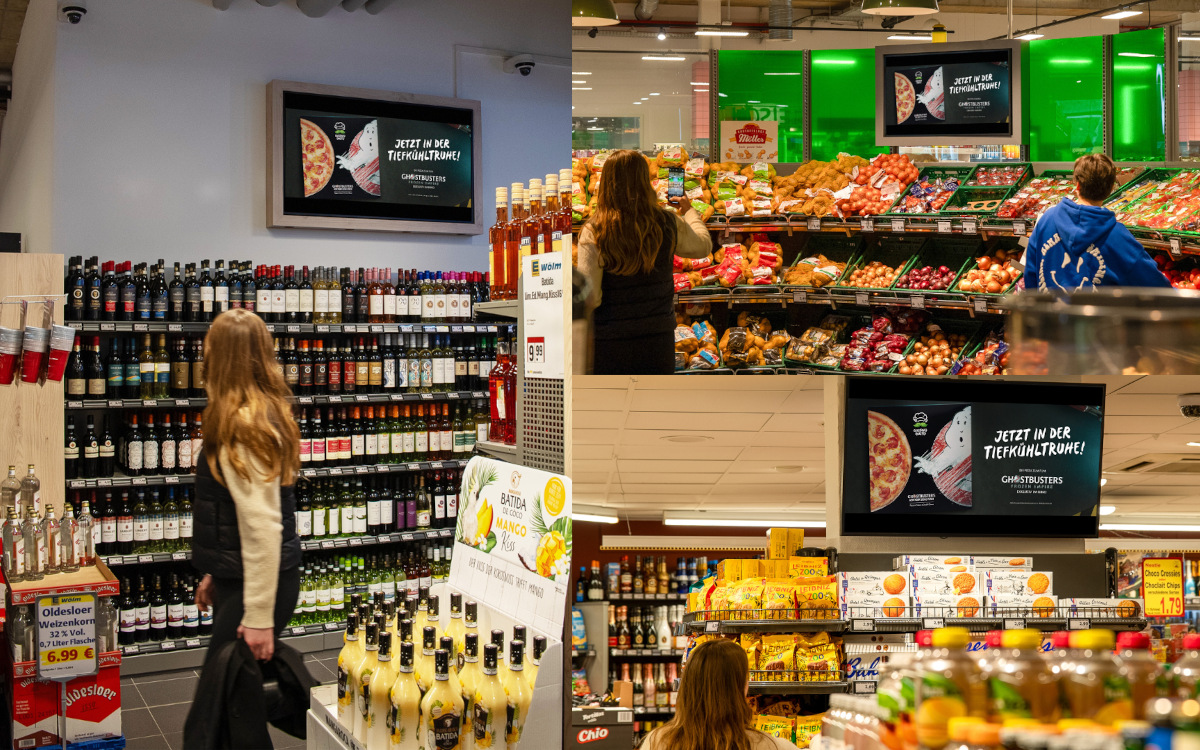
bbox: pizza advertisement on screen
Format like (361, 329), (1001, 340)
(880, 45), (1015, 140)
(843, 378), (1104, 537)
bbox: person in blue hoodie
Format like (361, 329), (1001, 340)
(1024, 154), (1170, 291)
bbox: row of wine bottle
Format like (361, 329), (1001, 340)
(65, 257), (489, 324)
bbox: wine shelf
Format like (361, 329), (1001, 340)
(66, 473), (195, 490)
(66, 391), (490, 411)
(71, 321), (506, 334)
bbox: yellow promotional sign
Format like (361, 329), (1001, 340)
(1141, 557), (1184, 618)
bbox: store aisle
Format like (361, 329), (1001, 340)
(122, 648), (341, 750)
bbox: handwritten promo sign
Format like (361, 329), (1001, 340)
(37, 593), (97, 680)
(1142, 557), (1184, 618)
(449, 456), (572, 635)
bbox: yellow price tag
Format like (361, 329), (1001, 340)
(1142, 557), (1184, 618)
(41, 645), (94, 666)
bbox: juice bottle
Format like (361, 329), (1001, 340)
(989, 629), (1060, 723)
(1170, 633), (1200, 698)
(899, 630), (936, 750)
(459, 633), (482, 750)
(1062, 630), (1132, 725)
(1048, 632), (1075, 679)
(366, 630), (399, 749)
(420, 648), (465, 750)
(946, 716), (984, 750)
(474, 643), (507, 749)
(977, 631), (1006, 672)
(390, 640), (422, 750)
(1116, 631), (1165, 719)
(416, 625), (437, 694)
(504, 640), (533, 748)
(878, 652), (914, 749)
(337, 613), (365, 730)
(915, 627), (987, 750)
(353, 622), (380, 742)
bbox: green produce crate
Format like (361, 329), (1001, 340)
(893, 236), (984, 296)
(888, 316), (982, 375)
(884, 166), (973, 218)
(1109, 169), (1200, 238)
(962, 162), (1032, 190)
(955, 238), (1025, 296)
(831, 235), (927, 291)
(783, 312), (864, 370)
(781, 233), (864, 289)
(938, 187), (1010, 216)
(1103, 168), (1182, 215)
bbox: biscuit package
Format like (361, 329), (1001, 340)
(789, 557), (830, 578)
(754, 715), (795, 741)
(987, 594), (1058, 618)
(794, 714), (825, 748)
(762, 579), (799, 620)
(1067, 598), (1141, 618)
(838, 571), (911, 619)
(986, 570), (1053, 596)
(914, 593), (984, 618)
(728, 577), (765, 620)
(972, 556), (1034, 570)
(893, 554), (973, 570)
(742, 634), (762, 670)
(909, 568), (981, 599)
(793, 575), (840, 620)
(759, 634), (798, 681)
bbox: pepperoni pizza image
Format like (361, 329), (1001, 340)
(868, 411), (912, 511)
(300, 118), (335, 197)
(894, 72), (916, 124)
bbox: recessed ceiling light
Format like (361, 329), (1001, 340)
(642, 55), (686, 61)
(1017, 33), (1044, 40)
(747, 100), (760, 103)
(1187, 441), (1200, 447)
(718, 93), (727, 97)
(661, 434), (713, 443)
(888, 34), (933, 41)
(1102, 9), (1142, 19)
(573, 80), (587, 84)
(1101, 522), (1200, 531)
(690, 81), (709, 86)
(1100, 505), (1116, 515)
(572, 87), (593, 91)
(695, 29), (750, 37)
(633, 101), (642, 105)
(640, 97), (649, 100)
(572, 72), (592, 76)
(1100, 478), (1108, 486)
(657, 27), (667, 40)
(649, 92), (660, 96)
(1183, 37), (1200, 42)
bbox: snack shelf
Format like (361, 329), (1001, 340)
(609, 649), (685, 660)
(606, 593), (688, 603)
(67, 472), (195, 489)
(841, 605), (1146, 634)
(682, 610), (845, 635)
(72, 321), (501, 334)
(572, 648), (597, 658)
(747, 671), (849, 696)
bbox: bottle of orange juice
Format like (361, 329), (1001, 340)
(1116, 631), (1166, 719)
(1061, 630), (1131, 726)
(987, 629), (1059, 724)
(915, 627), (988, 750)
(1170, 633), (1200, 698)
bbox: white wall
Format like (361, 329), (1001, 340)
(0, 1), (58, 255)
(4, 0), (569, 271)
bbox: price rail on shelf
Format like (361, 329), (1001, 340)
(682, 606), (1147, 634)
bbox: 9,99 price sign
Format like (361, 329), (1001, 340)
(37, 593), (98, 680)
(1142, 557), (1184, 618)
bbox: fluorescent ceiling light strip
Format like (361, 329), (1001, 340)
(690, 81), (709, 85)
(764, 72), (802, 76)
(1099, 505), (1116, 515)
(1102, 10), (1142, 19)
(643, 55), (686, 61)
(695, 30), (750, 37)
(572, 71), (592, 76)
(573, 80), (587, 84)
(888, 35), (933, 41)
(1183, 37), (1200, 41)
(1118, 52), (1155, 57)
(1101, 523), (1200, 532)
(1017, 33), (1044, 40)
(572, 87), (593, 90)
(662, 513), (825, 528)
(573, 512), (619, 524)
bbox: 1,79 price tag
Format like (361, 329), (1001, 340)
(526, 337), (546, 364)
(1143, 557), (1185, 617)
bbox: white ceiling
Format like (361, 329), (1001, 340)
(572, 375), (1200, 522)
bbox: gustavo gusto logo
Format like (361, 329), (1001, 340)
(913, 411), (929, 437)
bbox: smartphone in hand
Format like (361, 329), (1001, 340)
(667, 167), (685, 199)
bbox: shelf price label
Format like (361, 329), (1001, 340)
(853, 682), (876, 695)
(1012, 220), (1027, 237)
(937, 220), (952, 234)
(1003, 619), (1026, 630)
(1068, 618), (1090, 631)
(704, 621), (720, 634)
(850, 618), (875, 632)
(1170, 237), (1184, 259)
(792, 291), (808, 304)
(922, 617), (945, 630)
(910, 295), (925, 310)
(973, 297), (989, 314)
(807, 217), (821, 232)
(962, 219), (978, 235)
(36, 593), (97, 680)
(890, 219), (905, 233)
(1142, 557), (1185, 618)
(855, 292), (869, 307)
(860, 217), (874, 232)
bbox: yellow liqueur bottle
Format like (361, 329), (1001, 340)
(421, 648), (465, 750)
(473, 643), (506, 750)
(415, 625), (438, 695)
(388, 640), (421, 750)
(504, 641), (532, 749)
(353, 621), (380, 743)
(446, 593), (468, 671)
(458, 633), (483, 750)
(366, 630), (399, 749)
(337, 613), (365, 730)
(529, 635), (547, 690)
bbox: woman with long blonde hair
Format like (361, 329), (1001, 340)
(577, 149), (713, 374)
(640, 639), (800, 750)
(191, 308), (302, 662)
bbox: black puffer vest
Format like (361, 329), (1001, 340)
(593, 209), (677, 341)
(192, 448), (301, 579)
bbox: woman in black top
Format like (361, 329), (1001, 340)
(578, 149), (713, 374)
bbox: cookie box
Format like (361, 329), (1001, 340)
(986, 594), (1059, 618)
(839, 571), (911, 619)
(893, 555), (972, 570)
(908, 568), (981, 598)
(985, 570), (1053, 596)
(913, 593), (985, 618)
(1067, 598), (1142, 618)
(972, 556), (1033, 570)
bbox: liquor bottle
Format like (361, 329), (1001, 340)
(117, 262), (136, 322)
(133, 263), (151, 321)
(122, 338), (141, 399)
(39, 504), (61, 574)
(148, 574), (167, 640)
(79, 416), (99, 480)
(297, 340), (313, 395)
(240, 262), (255, 315)
(135, 334), (154, 400)
(166, 574), (184, 638)
(154, 334), (170, 399)
(83, 337), (105, 397)
(473, 641), (506, 749)
(503, 183), (524, 301)
(2, 507), (25, 582)
(167, 262), (184, 321)
(196, 260), (213, 321)
(84, 256), (102, 321)
(115, 491), (134, 555)
(143, 413), (161, 476)
(505, 640), (532, 745)
(617, 605), (631, 649)
(183, 575), (201, 636)
(151, 261), (168, 320)
(147, 489), (165, 552)
(65, 417), (81, 480)
(389, 639), (421, 750)
(170, 337), (190, 399)
(227, 259), (242, 310)
(66, 256), (85, 320)
(98, 492), (116, 557)
(61, 502), (79, 571)
(488, 338), (509, 444)
(133, 575), (151, 643)
(419, 648), (463, 750)
(20, 465), (40, 514)
(117, 579), (136, 646)
(179, 486), (194, 547)
(21, 504), (43, 581)
(66, 336), (88, 397)
(131, 489), (150, 552)
(105, 338), (123, 399)
(163, 488), (180, 552)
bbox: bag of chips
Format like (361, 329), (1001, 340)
(755, 715), (795, 741)
(759, 634), (798, 682)
(761, 579), (797, 621)
(728, 577), (765, 620)
(795, 713), (825, 748)
(794, 575), (839, 620)
(741, 634), (762, 670)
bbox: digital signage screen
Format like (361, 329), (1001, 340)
(876, 41), (1023, 146)
(269, 81), (482, 235)
(842, 378), (1103, 537)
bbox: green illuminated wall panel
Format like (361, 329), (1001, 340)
(809, 48), (885, 162)
(1111, 28), (1166, 162)
(1028, 36), (1104, 161)
(716, 50), (804, 162)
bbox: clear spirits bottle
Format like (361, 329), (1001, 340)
(60, 503), (79, 572)
(19, 465), (40, 515)
(40, 504), (60, 574)
(2, 507), (25, 582)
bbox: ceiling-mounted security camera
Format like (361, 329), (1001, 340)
(1180, 394), (1200, 419)
(588, 27), (599, 38)
(58, 0), (87, 24)
(503, 54), (537, 77)
(880, 14), (912, 29)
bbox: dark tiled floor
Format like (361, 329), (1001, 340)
(121, 649), (341, 749)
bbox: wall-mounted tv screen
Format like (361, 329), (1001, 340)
(268, 80), (482, 235)
(842, 378), (1104, 537)
(876, 40), (1022, 146)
